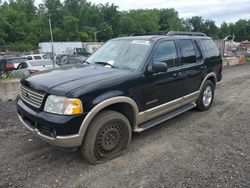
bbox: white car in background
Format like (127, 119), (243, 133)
(16, 60), (57, 74)
(23, 54), (51, 61)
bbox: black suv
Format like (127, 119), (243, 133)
(16, 32), (222, 164)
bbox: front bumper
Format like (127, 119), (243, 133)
(17, 98), (85, 148)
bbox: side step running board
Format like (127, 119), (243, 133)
(134, 103), (196, 132)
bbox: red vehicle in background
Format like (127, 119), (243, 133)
(0, 57), (27, 74)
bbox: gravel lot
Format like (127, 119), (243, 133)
(0, 65), (250, 188)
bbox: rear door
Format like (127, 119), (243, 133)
(178, 39), (205, 95)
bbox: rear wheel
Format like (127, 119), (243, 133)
(81, 110), (132, 164)
(196, 80), (215, 111)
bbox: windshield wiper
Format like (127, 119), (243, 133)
(94, 61), (116, 68)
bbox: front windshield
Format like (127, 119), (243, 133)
(87, 39), (152, 70)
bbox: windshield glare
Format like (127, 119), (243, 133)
(87, 39), (152, 70)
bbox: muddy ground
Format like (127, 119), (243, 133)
(0, 65), (250, 188)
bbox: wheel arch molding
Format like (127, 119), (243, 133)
(78, 96), (140, 142)
(199, 72), (217, 92)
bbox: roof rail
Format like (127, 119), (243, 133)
(166, 31), (206, 37)
(130, 31), (168, 36)
(130, 31), (207, 37)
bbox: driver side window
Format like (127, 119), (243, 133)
(153, 41), (178, 68)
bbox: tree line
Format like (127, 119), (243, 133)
(0, 0), (250, 51)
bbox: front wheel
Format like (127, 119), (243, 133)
(80, 110), (132, 164)
(196, 80), (215, 111)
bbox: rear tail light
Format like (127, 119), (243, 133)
(6, 63), (14, 71)
(28, 69), (39, 74)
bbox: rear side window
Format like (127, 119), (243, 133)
(34, 56), (42, 60)
(179, 39), (196, 64)
(27, 56), (33, 60)
(153, 40), (178, 68)
(201, 39), (220, 57)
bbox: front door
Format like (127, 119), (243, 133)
(142, 40), (185, 121)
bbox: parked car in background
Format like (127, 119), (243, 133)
(1, 56), (27, 69)
(23, 54), (51, 61)
(57, 56), (87, 66)
(16, 60), (56, 74)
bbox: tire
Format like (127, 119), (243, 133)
(80, 110), (132, 164)
(196, 80), (215, 111)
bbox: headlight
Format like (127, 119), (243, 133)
(44, 95), (83, 115)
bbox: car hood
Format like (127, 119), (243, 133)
(22, 65), (133, 96)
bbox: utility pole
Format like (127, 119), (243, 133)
(49, 17), (55, 68)
(94, 30), (105, 42)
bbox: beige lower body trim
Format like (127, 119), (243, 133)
(138, 91), (199, 124)
(78, 96), (139, 141)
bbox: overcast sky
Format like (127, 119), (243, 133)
(35, 0), (250, 26)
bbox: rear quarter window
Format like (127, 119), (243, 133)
(201, 39), (220, 57)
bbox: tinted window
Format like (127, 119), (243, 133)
(201, 39), (220, 57)
(34, 56), (42, 60)
(153, 41), (178, 68)
(27, 56), (33, 60)
(194, 40), (203, 61)
(179, 39), (196, 64)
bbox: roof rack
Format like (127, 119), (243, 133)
(130, 31), (168, 36)
(130, 31), (207, 37)
(166, 31), (206, 37)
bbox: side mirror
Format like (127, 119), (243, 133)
(151, 61), (168, 73)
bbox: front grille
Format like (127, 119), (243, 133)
(20, 84), (46, 108)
